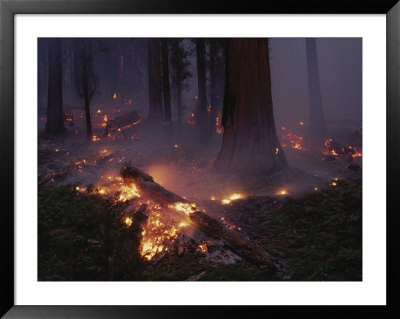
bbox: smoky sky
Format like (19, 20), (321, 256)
(269, 38), (362, 125)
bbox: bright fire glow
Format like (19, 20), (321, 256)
(124, 217), (133, 227)
(169, 202), (197, 215)
(277, 189), (288, 195)
(221, 193), (243, 205)
(118, 183), (140, 202)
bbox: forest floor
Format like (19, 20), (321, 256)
(38, 118), (362, 281)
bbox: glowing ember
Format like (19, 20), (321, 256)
(221, 193), (243, 205)
(216, 113), (223, 134)
(277, 189), (288, 196)
(103, 115), (108, 122)
(281, 131), (305, 150)
(196, 243), (208, 253)
(188, 112), (196, 125)
(169, 202), (197, 215)
(118, 183), (140, 202)
(113, 93), (117, 100)
(174, 144), (179, 148)
(92, 135), (100, 142)
(219, 217), (237, 230)
(139, 203), (181, 261)
(210, 196), (216, 201)
(323, 139), (361, 162)
(299, 121), (304, 126)
(124, 217), (133, 227)
(97, 109), (101, 114)
(275, 147), (279, 155)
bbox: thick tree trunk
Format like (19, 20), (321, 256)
(196, 39), (208, 144)
(306, 38), (327, 136)
(214, 39), (287, 175)
(121, 165), (278, 269)
(147, 39), (163, 122)
(46, 38), (65, 134)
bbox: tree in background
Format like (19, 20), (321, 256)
(169, 39), (191, 133)
(306, 38), (327, 136)
(147, 38), (163, 123)
(195, 38), (208, 144)
(214, 39), (287, 175)
(74, 39), (98, 140)
(46, 38), (65, 134)
(207, 39), (226, 140)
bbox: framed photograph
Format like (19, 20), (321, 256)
(1, 0), (399, 318)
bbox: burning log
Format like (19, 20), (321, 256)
(189, 211), (276, 267)
(121, 165), (278, 269)
(111, 204), (148, 279)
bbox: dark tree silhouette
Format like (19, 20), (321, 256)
(306, 38), (327, 135)
(46, 38), (65, 134)
(161, 39), (175, 143)
(208, 39), (225, 139)
(74, 39), (98, 140)
(195, 38), (208, 143)
(161, 39), (172, 123)
(169, 39), (191, 132)
(147, 38), (163, 122)
(214, 39), (287, 175)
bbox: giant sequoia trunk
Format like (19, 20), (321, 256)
(46, 38), (65, 134)
(196, 39), (208, 144)
(306, 38), (327, 136)
(214, 39), (287, 175)
(147, 39), (163, 122)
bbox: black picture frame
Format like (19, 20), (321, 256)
(1, 0), (399, 318)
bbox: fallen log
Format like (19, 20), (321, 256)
(121, 166), (278, 269)
(111, 203), (148, 280)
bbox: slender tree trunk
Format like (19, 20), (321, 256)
(82, 51), (92, 139)
(306, 38), (327, 135)
(161, 39), (174, 143)
(176, 82), (183, 133)
(196, 38), (208, 144)
(46, 38), (65, 134)
(214, 39), (287, 175)
(147, 39), (163, 122)
(161, 39), (172, 123)
(209, 40), (218, 139)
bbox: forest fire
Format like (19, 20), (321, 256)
(169, 202), (197, 215)
(78, 176), (192, 261)
(323, 138), (362, 162)
(221, 193), (243, 205)
(139, 202), (182, 261)
(38, 37), (363, 282)
(280, 128), (306, 150)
